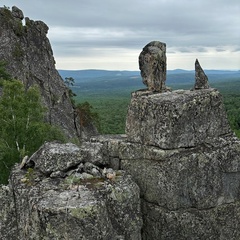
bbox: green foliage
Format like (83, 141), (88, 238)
(63, 78), (99, 133)
(22, 168), (36, 186)
(13, 21), (24, 37)
(64, 77), (76, 105)
(0, 80), (65, 184)
(2, 6), (12, 20)
(64, 77), (75, 87)
(3, 5), (10, 10)
(0, 61), (11, 84)
(74, 94), (129, 134)
(76, 101), (100, 131)
(73, 80), (240, 136)
(223, 94), (240, 138)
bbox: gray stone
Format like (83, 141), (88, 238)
(121, 137), (240, 210)
(0, 185), (18, 240)
(120, 136), (240, 240)
(126, 88), (231, 149)
(27, 142), (83, 175)
(11, 6), (24, 20)
(139, 41), (167, 92)
(141, 200), (240, 240)
(0, 147), (142, 240)
(109, 157), (121, 170)
(0, 6), (98, 140)
(194, 59), (210, 90)
(80, 141), (109, 166)
(83, 162), (102, 177)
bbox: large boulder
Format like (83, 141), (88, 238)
(126, 88), (231, 149)
(124, 41), (240, 239)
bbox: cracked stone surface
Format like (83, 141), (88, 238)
(126, 88), (231, 149)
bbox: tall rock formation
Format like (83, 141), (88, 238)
(124, 42), (240, 239)
(0, 6), (79, 139)
(1, 38), (240, 239)
(139, 41), (167, 92)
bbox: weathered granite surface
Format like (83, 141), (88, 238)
(0, 142), (142, 240)
(139, 41), (167, 92)
(1, 125), (240, 239)
(141, 199), (240, 240)
(126, 88), (231, 149)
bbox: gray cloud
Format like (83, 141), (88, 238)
(1, 0), (240, 69)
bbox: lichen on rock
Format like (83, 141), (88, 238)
(0, 141), (142, 240)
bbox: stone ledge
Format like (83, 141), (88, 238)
(126, 88), (231, 149)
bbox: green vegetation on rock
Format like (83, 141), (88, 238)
(224, 94), (240, 138)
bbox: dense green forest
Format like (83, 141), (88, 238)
(72, 76), (240, 138)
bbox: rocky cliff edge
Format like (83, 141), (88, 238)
(0, 6), (81, 139)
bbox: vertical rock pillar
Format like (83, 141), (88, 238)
(139, 41), (167, 92)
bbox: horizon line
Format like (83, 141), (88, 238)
(57, 68), (240, 72)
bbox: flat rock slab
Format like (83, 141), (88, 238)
(126, 88), (231, 149)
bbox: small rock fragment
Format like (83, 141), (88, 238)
(20, 156), (28, 169)
(194, 59), (210, 90)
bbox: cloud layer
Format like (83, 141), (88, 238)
(1, 0), (240, 70)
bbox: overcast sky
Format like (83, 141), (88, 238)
(1, 0), (240, 70)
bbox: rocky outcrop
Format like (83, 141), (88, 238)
(126, 88), (231, 149)
(1, 38), (240, 239)
(123, 44), (240, 239)
(120, 136), (240, 239)
(194, 59), (210, 89)
(0, 6), (81, 139)
(0, 141), (142, 240)
(139, 41), (167, 92)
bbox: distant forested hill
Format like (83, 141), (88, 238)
(58, 69), (240, 136)
(59, 69), (240, 91)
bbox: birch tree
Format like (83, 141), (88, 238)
(0, 80), (65, 183)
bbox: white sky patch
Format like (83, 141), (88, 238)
(55, 48), (140, 71)
(55, 47), (240, 71)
